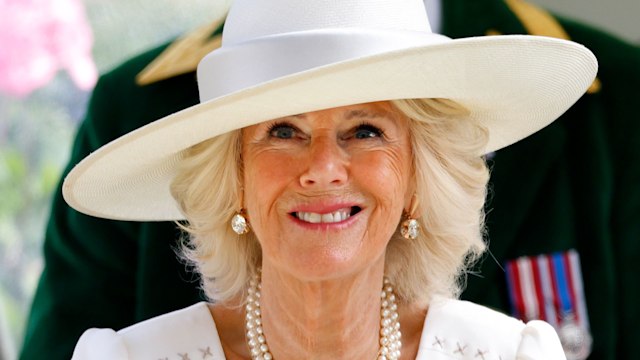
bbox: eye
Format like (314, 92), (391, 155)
(353, 123), (383, 139)
(268, 122), (297, 139)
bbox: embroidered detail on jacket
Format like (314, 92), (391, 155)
(432, 336), (445, 348)
(427, 335), (506, 359)
(199, 346), (213, 358)
(454, 342), (467, 355)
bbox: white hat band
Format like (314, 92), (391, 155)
(222, 0), (432, 46)
(198, 29), (450, 102)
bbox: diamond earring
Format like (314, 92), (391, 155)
(231, 211), (250, 235)
(400, 194), (420, 240)
(400, 216), (420, 240)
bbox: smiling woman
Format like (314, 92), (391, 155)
(172, 98), (487, 308)
(64, 0), (597, 358)
(168, 98), (488, 359)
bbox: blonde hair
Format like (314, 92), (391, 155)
(170, 98), (489, 305)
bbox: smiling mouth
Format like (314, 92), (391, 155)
(292, 206), (362, 224)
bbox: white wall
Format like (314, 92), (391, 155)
(531, 0), (640, 44)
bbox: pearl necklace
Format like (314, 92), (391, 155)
(245, 273), (402, 360)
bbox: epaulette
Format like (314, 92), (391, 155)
(135, 13), (225, 86)
(502, 0), (600, 94)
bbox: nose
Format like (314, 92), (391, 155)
(299, 135), (348, 188)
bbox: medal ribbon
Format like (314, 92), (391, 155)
(505, 250), (589, 330)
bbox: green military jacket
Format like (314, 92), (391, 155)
(20, 1), (640, 359)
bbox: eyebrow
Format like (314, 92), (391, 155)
(345, 109), (388, 120)
(287, 114), (307, 119)
(281, 109), (389, 121)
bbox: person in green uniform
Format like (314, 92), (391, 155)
(19, 0), (640, 359)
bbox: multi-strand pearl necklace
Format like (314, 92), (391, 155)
(245, 273), (402, 360)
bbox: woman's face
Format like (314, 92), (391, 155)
(242, 101), (413, 280)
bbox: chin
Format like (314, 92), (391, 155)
(257, 211), (391, 281)
(267, 242), (386, 283)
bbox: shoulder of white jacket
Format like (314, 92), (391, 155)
(417, 298), (526, 359)
(72, 328), (128, 360)
(118, 301), (211, 336)
(430, 297), (525, 330)
(115, 302), (223, 359)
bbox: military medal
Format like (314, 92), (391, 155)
(505, 249), (592, 360)
(558, 315), (593, 360)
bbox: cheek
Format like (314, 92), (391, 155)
(352, 147), (411, 203)
(351, 146), (412, 242)
(242, 150), (297, 229)
(350, 148), (411, 259)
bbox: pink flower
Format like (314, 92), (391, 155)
(0, 0), (98, 97)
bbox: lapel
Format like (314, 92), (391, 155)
(442, 0), (567, 282)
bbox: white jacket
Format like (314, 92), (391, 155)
(72, 298), (565, 359)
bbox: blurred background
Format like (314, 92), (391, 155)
(0, 0), (229, 358)
(0, 0), (637, 359)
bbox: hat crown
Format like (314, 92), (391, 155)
(223, 0), (432, 45)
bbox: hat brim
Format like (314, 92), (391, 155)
(63, 35), (597, 221)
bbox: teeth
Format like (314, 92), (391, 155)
(321, 213), (334, 223)
(296, 209), (351, 223)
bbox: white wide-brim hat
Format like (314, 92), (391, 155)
(63, 0), (598, 221)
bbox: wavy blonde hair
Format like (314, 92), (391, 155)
(170, 98), (489, 305)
